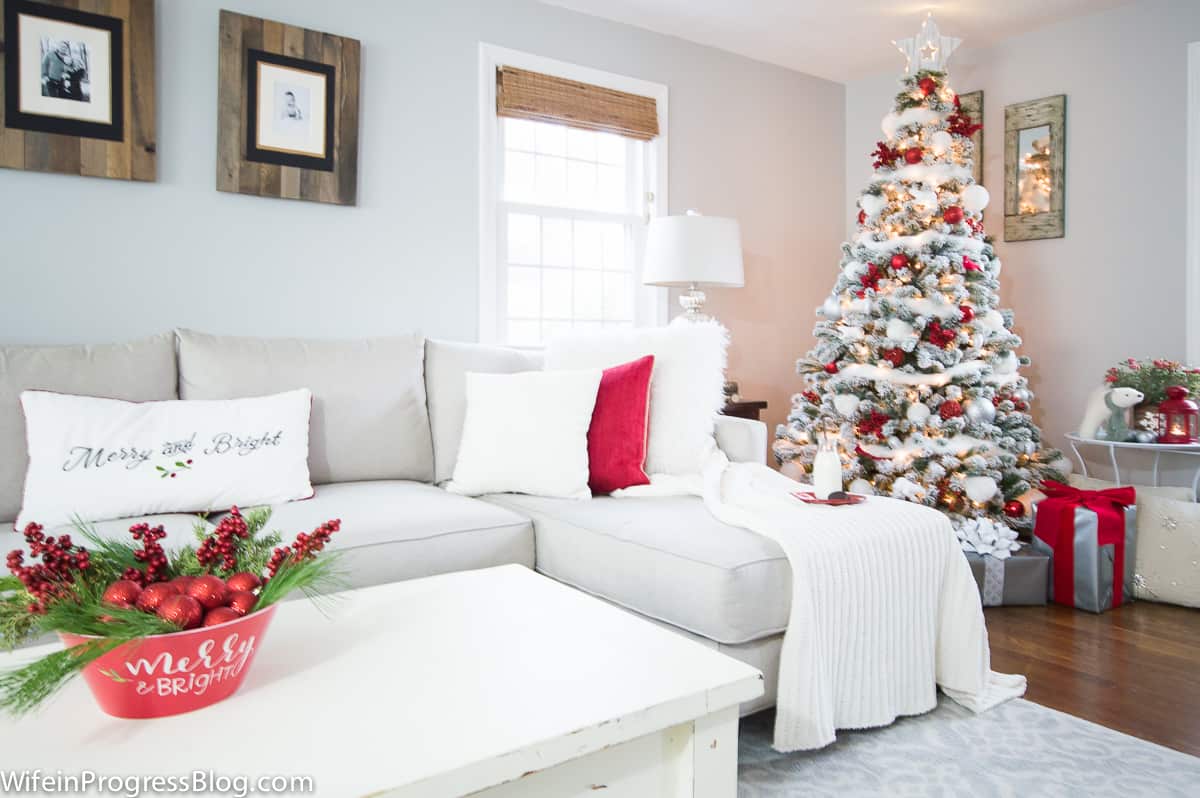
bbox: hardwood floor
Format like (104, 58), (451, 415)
(985, 601), (1200, 756)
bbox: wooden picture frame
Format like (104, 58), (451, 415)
(0, 0), (155, 181)
(217, 10), (360, 206)
(957, 90), (983, 187)
(1004, 94), (1066, 241)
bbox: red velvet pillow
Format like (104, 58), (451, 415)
(588, 355), (654, 494)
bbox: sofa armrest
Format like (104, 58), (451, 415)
(714, 415), (768, 464)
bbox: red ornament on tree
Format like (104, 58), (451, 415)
(926, 321), (957, 348)
(857, 209), (866, 226)
(890, 253), (909, 271)
(802, 390), (821, 404)
(157, 594), (203, 630)
(882, 348), (905, 367)
(824, 361), (839, 374)
(939, 400), (964, 420)
(918, 76), (938, 96)
(225, 572), (262, 594)
(186, 575), (230, 610)
(1003, 500), (1025, 518)
(943, 205), (964, 225)
(871, 141), (902, 169)
(227, 590), (258, 617)
(202, 607), (241, 627)
(904, 147), (924, 165)
(102, 580), (142, 608)
(959, 305), (975, 323)
(134, 581), (179, 613)
(962, 255), (980, 272)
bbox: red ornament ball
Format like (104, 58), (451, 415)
(225, 572), (262, 594)
(882, 348), (905, 367)
(135, 581), (179, 613)
(1003, 500), (1025, 518)
(226, 590), (258, 617)
(857, 209), (866, 225)
(959, 305), (975, 323)
(170, 575), (196, 593)
(939, 400), (964, 420)
(890, 253), (909, 271)
(824, 361), (839, 374)
(102, 580), (142, 608)
(918, 76), (938, 96)
(202, 607), (241, 628)
(157, 594), (203, 630)
(186, 575), (230, 610)
(943, 205), (964, 225)
(904, 147), (924, 165)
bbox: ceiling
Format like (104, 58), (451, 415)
(540, 0), (1132, 82)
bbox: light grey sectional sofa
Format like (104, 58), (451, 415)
(0, 331), (781, 713)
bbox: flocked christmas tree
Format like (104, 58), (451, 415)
(773, 15), (1063, 544)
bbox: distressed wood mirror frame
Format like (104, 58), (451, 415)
(957, 90), (983, 188)
(1004, 94), (1065, 241)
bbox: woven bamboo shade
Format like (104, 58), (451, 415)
(496, 67), (660, 141)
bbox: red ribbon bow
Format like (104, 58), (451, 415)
(1034, 480), (1135, 608)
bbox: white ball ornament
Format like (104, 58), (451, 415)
(833, 394), (861, 418)
(886, 319), (915, 340)
(979, 310), (1006, 333)
(929, 130), (953, 156)
(821, 295), (842, 320)
(995, 351), (1020, 374)
(964, 476), (999, 503)
(849, 478), (875, 496)
(963, 398), (996, 425)
(961, 184), (991, 213)
(906, 402), (932, 424)
(910, 189), (938, 212)
(860, 194), (887, 217)
(840, 325), (865, 341)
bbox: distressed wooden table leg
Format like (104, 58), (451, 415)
(691, 706), (740, 797)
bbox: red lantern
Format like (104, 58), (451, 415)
(1157, 386), (1200, 444)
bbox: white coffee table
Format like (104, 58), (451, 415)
(0, 565), (763, 797)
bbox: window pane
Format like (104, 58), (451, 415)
(542, 269), (572, 319)
(542, 218), (572, 267)
(542, 320), (573, 344)
(574, 270), (603, 319)
(507, 266), (541, 318)
(573, 221), (603, 269)
(597, 164), (626, 212)
(503, 152), (536, 204)
(507, 213), (540, 265)
(603, 272), (631, 320)
(566, 128), (597, 161)
(535, 122), (567, 155)
(534, 155), (566, 206)
(601, 224), (627, 270)
(504, 118), (536, 152)
(507, 320), (541, 347)
(596, 133), (626, 165)
(565, 161), (598, 208)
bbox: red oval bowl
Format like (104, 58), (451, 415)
(59, 603), (277, 719)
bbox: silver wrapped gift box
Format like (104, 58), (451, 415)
(964, 545), (1049, 607)
(1031, 500), (1137, 614)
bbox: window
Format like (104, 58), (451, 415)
(479, 46), (668, 347)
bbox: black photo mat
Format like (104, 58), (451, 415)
(3, 0), (124, 141)
(244, 49), (335, 172)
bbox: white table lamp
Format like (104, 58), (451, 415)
(642, 211), (744, 323)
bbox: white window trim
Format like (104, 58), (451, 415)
(477, 42), (669, 345)
(1188, 41), (1200, 364)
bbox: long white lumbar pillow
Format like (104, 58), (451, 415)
(16, 389), (314, 529)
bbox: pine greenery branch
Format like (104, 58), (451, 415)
(0, 580), (42, 651)
(256, 553), (346, 613)
(0, 638), (124, 716)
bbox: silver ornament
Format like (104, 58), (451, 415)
(821, 295), (842, 320)
(1013, 388), (1032, 403)
(963, 398), (996, 425)
(1132, 430), (1157, 444)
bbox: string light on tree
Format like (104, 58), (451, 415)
(774, 14), (1063, 536)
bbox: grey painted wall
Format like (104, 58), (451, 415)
(844, 0), (1200, 451)
(0, 1), (845, 442)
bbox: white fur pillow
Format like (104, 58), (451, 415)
(17, 389), (314, 529)
(445, 370), (602, 499)
(545, 322), (729, 476)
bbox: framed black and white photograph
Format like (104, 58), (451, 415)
(245, 49), (334, 172)
(3, 0), (123, 141)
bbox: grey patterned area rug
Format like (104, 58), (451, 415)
(739, 696), (1200, 797)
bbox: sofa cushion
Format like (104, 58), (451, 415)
(177, 330), (434, 485)
(425, 340), (541, 484)
(482, 493), (790, 645)
(0, 334), (177, 524)
(251, 481), (534, 590)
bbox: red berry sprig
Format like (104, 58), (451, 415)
(871, 141), (902, 169)
(6, 523), (91, 612)
(197, 506), (250, 573)
(926, 321), (958, 348)
(267, 519), (341, 579)
(125, 523), (169, 586)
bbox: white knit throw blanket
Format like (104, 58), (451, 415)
(616, 448), (1026, 752)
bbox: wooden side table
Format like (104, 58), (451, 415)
(723, 400), (767, 421)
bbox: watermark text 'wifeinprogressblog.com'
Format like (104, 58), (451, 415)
(0, 770), (315, 797)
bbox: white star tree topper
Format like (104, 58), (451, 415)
(893, 12), (961, 74)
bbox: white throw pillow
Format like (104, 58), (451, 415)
(17, 389), (314, 529)
(445, 370), (601, 499)
(545, 322), (729, 476)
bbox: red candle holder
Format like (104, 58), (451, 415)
(1157, 385), (1200, 444)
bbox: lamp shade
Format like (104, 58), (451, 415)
(642, 213), (744, 288)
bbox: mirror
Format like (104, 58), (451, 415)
(1016, 125), (1052, 215)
